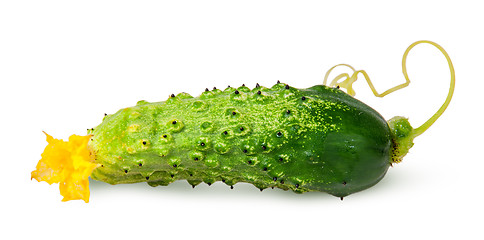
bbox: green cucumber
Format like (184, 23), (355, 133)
(89, 41), (455, 199)
(32, 40), (454, 202)
(89, 83), (392, 198)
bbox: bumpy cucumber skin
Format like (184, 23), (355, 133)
(89, 83), (392, 198)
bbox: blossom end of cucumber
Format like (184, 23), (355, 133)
(31, 132), (99, 203)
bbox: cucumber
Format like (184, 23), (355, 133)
(31, 40), (455, 202)
(89, 83), (392, 198)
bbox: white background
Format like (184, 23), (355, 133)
(1, 1), (482, 239)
